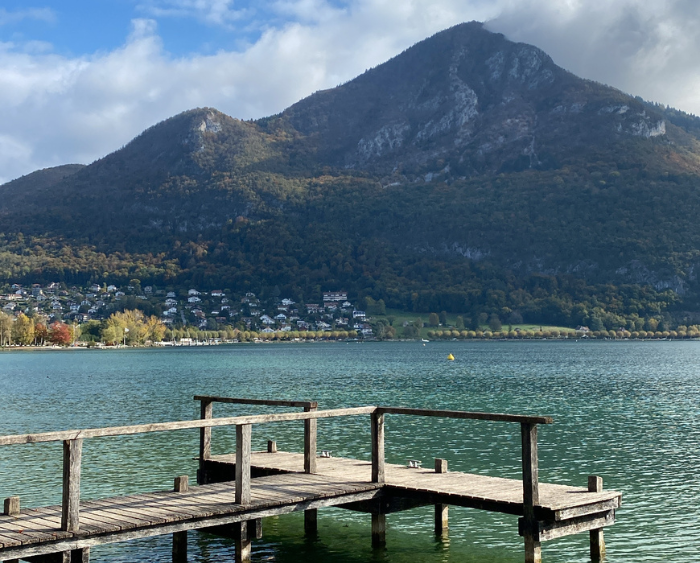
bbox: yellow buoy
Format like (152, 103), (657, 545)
(447, 353), (454, 361)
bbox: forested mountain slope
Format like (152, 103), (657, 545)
(2, 22), (700, 327)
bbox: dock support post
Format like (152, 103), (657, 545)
(371, 513), (386, 548)
(71, 548), (90, 563)
(251, 518), (263, 539)
(304, 508), (318, 536)
(434, 459), (449, 537)
(61, 438), (82, 533)
(304, 403), (317, 474)
(267, 440), (277, 453)
(172, 531), (187, 563)
(236, 424), (252, 505)
(588, 476), (606, 561)
(371, 411), (385, 483)
(198, 398), (213, 485)
(521, 423), (541, 563)
(234, 521), (252, 563)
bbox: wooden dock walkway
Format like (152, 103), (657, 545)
(0, 396), (621, 563)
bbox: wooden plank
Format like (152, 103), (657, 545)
(519, 510), (616, 542)
(236, 425), (252, 505)
(304, 405), (317, 474)
(371, 413), (385, 484)
(0, 407), (377, 446)
(0, 488), (384, 560)
(194, 396), (317, 409)
(377, 407), (552, 425)
(554, 498), (620, 521)
(61, 439), (82, 533)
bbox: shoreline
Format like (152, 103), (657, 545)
(1, 336), (696, 352)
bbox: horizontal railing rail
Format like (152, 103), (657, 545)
(194, 396), (319, 477)
(193, 396), (318, 409)
(0, 399), (553, 542)
(0, 407), (375, 446)
(376, 407), (553, 425)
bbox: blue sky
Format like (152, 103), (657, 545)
(1, 0), (699, 184)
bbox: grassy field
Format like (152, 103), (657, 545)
(373, 309), (572, 339)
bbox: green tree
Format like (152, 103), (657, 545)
(488, 313), (502, 332)
(456, 316), (464, 329)
(428, 313), (440, 326)
(439, 311), (448, 325)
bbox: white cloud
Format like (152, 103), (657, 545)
(488, 0), (700, 114)
(0, 0), (699, 185)
(137, 0), (250, 27)
(0, 7), (56, 26)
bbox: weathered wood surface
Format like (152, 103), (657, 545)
(0, 471), (383, 559)
(0, 407), (377, 446)
(194, 396), (317, 409)
(209, 452), (621, 518)
(61, 440), (82, 533)
(377, 407), (553, 425)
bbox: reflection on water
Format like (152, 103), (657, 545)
(1, 341), (699, 561)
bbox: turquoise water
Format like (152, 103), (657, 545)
(0, 341), (699, 562)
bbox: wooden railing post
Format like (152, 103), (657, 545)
(198, 398), (213, 485)
(61, 438), (83, 532)
(588, 475), (606, 561)
(371, 411), (385, 483)
(521, 423), (541, 563)
(304, 403), (318, 474)
(236, 424), (252, 505)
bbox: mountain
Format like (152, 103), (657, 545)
(2, 22), (700, 327)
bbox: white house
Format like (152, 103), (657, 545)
(353, 310), (366, 319)
(188, 289), (201, 296)
(188, 296), (201, 303)
(323, 291), (347, 302)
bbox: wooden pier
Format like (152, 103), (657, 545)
(0, 397), (621, 563)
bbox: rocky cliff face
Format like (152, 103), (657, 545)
(272, 22), (669, 177)
(2, 21), (700, 295)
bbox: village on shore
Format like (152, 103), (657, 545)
(2, 281), (699, 348)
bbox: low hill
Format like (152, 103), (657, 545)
(2, 22), (700, 328)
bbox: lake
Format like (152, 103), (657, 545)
(1, 341), (699, 562)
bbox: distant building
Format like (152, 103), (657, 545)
(323, 291), (347, 302)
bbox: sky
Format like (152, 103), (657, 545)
(1, 0), (699, 184)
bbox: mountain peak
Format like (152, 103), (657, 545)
(265, 21), (666, 176)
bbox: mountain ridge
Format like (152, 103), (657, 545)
(2, 22), (700, 326)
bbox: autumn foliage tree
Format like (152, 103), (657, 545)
(49, 322), (73, 346)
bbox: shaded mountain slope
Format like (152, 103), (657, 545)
(2, 22), (700, 324)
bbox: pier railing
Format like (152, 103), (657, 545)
(0, 399), (552, 537)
